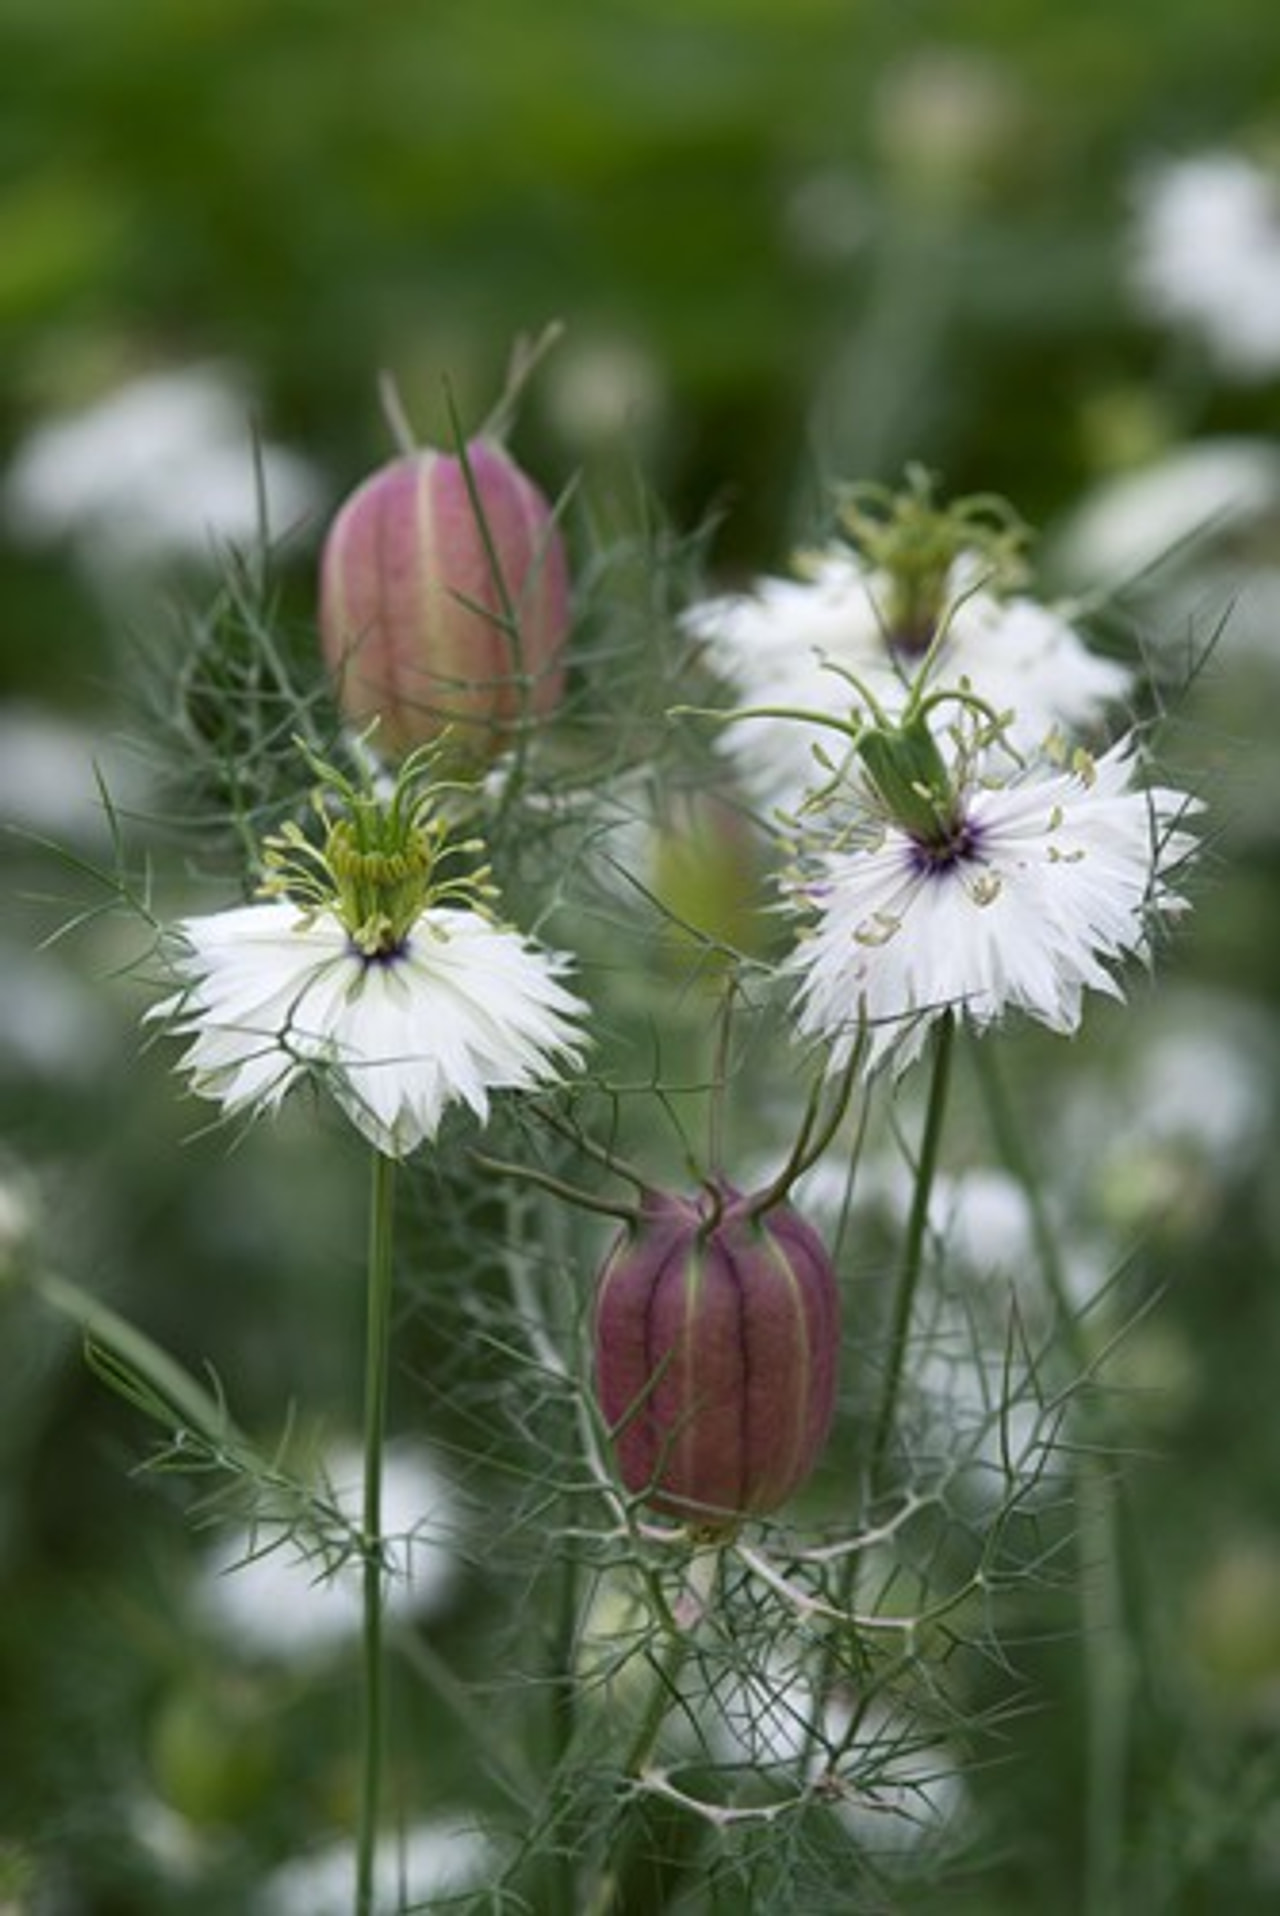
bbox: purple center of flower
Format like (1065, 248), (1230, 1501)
(907, 812), (985, 873)
(887, 613), (937, 660)
(350, 936), (410, 968)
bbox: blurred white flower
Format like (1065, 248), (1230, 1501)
(196, 1440), (461, 1661)
(0, 701), (150, 843)
(3, 362), (323, 570)
(684, 548), (1129, 809)
(0, 940), (116, 1087)
(711, 1660), (965, 1857)
(788, 733), (1198, 1076)
(126, 1794), (209, 1883)
(828, 1710), (966, 1859)
(1053, 437), (1280, 591)
(795, 1153), (1033, 1268)
(1059, 989), (1278, 1240)
(1053, 438), (1280, 675)
(797, 1155), (1097, 1494)
(1129, 1019), (1274, 1171)
(541, 332), (668, 450)
(259, 1816), (493, 1916)
(1129, 152), (1280, 380)
(871, 48), (1023, 199)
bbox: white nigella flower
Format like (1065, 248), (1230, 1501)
(1129, 151), (1280, 381)
(151, 748), (586, 1156)
(682, 478), (1130, 809)
(786, 698), (1200, 1076)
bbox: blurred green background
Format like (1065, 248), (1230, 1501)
(4, 1), (1280, 1910)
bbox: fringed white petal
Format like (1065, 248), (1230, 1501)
(152, 901), (587, 1156)
(788, 738), (1200, 1074)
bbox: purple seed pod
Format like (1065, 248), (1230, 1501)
(319, 437), (570, 761)
(593, 1184), (840, 1526)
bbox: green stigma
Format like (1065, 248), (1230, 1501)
(835, 465), (1030, 659)
(258, 740), (495, 957)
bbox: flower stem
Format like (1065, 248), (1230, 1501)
(356, 1148), (397, 1916)
(868, 1012), (954, 1491)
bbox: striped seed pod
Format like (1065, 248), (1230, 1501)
(593, 1184), (840, 1527)
(319, 437), (570, 761)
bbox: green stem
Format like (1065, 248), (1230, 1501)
(868, 1013), (954, 1491)
(621, 1628), (693, 1784)
(356, 1150), (397, 1916)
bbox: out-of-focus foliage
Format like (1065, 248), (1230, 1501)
(4, 0), (1280, 614)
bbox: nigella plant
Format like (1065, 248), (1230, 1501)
(758, 649), (1200, 1476)
(144, 738), (586, 1912)
(17, 381), (1224, 1916)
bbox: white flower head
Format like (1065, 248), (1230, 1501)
(682, 475), (1130, 809)
(786, 698), (1200, 1076)
(151, 745), (586, 1156)
(1129, 151), (1280, 381)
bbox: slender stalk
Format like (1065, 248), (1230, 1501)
(868, 1013), (954, 1491)
(356, 1149), (398, 1916)
(377, 369), (419, 456)
(467, 1148), (640, 1224)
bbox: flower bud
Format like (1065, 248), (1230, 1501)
(319, 438), (570, 760)
(593, 1185), (840, 1526)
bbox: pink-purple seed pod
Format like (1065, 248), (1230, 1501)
(319, 437), (570, 761)
(593, 1185), (840, 1527)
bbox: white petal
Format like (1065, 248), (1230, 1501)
(684, 548), (1132, 809)
(152, 901), (587, 1155)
